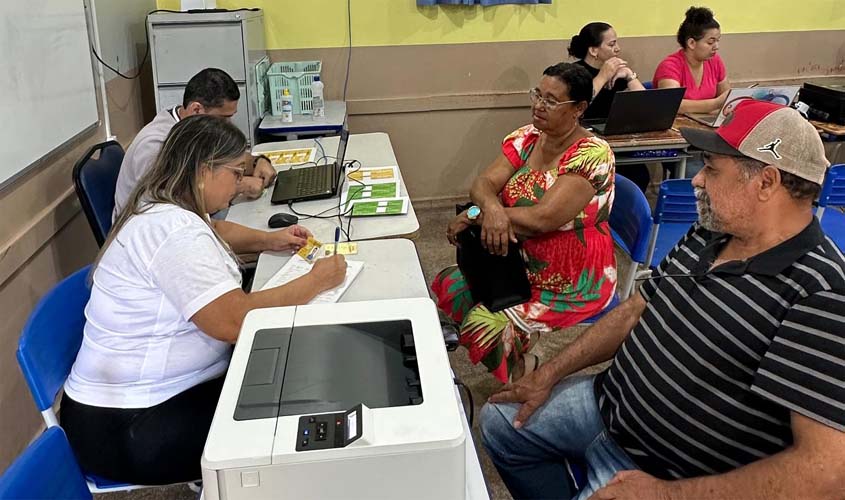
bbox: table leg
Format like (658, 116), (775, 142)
(676, 156), (687, 179)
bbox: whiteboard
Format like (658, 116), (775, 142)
(0, 0), (99, 188)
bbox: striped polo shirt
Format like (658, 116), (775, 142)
(596, 218), (845, 479)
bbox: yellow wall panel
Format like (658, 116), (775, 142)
(157, 0), (845, 49)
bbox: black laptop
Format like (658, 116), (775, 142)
(271, 128), (350, 205)
(583, 87), (685, 135)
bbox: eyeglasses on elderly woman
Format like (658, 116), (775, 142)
(529, 88), (576, 111)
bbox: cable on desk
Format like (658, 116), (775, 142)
(314, 137), (327, 165)
(284, 159), (365, 242)
(453, 377), (475, 428)
(340, 159), (367, 241)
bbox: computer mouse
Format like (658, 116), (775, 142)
(268, 213), (298, 229)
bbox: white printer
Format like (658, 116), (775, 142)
(201, 298), (467, 500)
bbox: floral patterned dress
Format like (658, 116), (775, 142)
(431, 125), (617, 382)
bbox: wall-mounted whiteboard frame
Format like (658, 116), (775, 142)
(0, 0), (100, 191)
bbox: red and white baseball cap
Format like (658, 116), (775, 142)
(681, 99), (830, 185)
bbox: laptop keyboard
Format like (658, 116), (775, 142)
(294, 164), (333, 195)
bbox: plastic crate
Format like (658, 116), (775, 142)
(268, 60), (321, 116)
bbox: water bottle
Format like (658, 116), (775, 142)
(281, 88), (293, 123)
(311, 75), (325, 118)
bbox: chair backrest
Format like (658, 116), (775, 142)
(819, 164), (845, 208)
(17, 265), (92, 416)
(653, 179), (697, 224)
(609, 174), (653, 265)
(645, 179), (698, 268)
(609, 175), (653, 299)
(72, 141), (124, 246)
(0, 427), (92, 500)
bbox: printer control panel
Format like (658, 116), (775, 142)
(296, 404), (363, 451)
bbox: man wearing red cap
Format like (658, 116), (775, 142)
(480, 100), (845, 500)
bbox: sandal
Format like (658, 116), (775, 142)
(523, 353), (541, 377)
(509, 353), (541, 383)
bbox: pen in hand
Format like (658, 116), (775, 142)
(332, 227), (340, 256)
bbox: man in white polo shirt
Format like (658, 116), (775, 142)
(112, 68), (295, 257)
(113, 67), (276, 219)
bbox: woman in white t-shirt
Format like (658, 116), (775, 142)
(60, 115), (347, 485)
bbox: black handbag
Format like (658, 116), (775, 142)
(454, 204), (531, 312)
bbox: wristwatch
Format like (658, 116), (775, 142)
(467, 205), (481, 220)
(626, 71), (638, 82)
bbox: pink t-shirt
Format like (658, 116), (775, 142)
(653, 49), (726, 100)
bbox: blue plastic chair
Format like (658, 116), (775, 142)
(608, 174), (653, 299)
(581, 174), (652, 323)
(817, 164), (845, 251)
(642, 80), (653, 89)
(15, 265), (147, 493)
(17, 265), (91, 430)
(0, 427), (92, 500)
(72, 141), (124, 246)
(645, 179), (698, 269)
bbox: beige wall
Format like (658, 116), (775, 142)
(270, 30), (845, 200)
(0, 0), (154, 471)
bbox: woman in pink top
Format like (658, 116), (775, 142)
(654, 6), (730, 114)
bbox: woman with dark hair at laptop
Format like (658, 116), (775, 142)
(570, 22), (650, 191)
(654, 6), (730, 115)
(570, 22), (645, 118)
(60, 115), (346, 486)
(432, 63), (617, 384)
(654, 6), (730, 178)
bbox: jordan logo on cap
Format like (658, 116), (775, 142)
(757, 139), (782, 160)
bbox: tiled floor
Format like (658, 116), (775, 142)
(101, 199), (643, 500)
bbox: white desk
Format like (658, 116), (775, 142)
(251, 239), (429, 300)
(249, 238), (490, 500)
(228, 133), (419, 242)
(258, 101), (347, 141)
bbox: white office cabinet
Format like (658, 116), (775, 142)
(148, 10), (265, 145)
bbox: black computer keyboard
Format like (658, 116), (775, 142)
(294, 164), (332, 195)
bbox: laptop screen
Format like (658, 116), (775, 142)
(335, 127), (349, 170)
(711, 86), (800, 127)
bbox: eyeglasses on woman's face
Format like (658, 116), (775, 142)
(529, 88), (575, 111)
(220, 165), (245, 182)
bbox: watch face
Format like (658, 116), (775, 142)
(467, 206), (481, 219)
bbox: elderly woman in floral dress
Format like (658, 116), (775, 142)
(432, 62), (617, 383)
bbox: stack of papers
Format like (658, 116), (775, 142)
(260, 255), (364, 304)
(341, 166), (410, 217)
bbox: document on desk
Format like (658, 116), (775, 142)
(348, 197), (410, 217)
(346, 166), (399, 184)
(255, 147), (316, 166)
(260, 255), (364, 304)
(341, 182), (400, 207)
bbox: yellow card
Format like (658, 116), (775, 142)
(346, 167), (397, 182)
(296, 236), (323, 263)
(259, 148), (316, 166)
(322, 242), (358, 256)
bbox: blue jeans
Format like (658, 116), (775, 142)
(480, 375), (638, 500)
